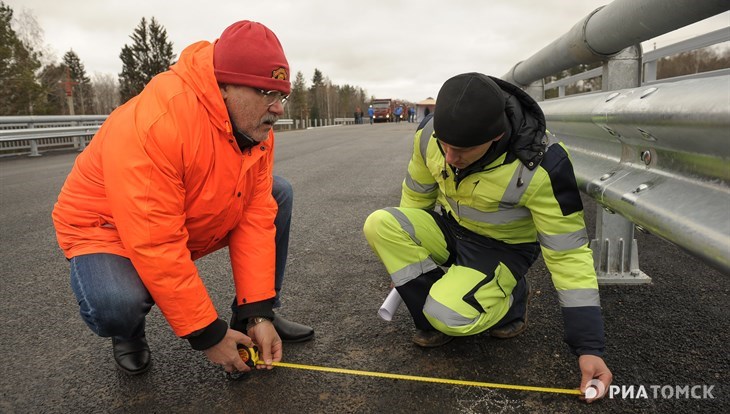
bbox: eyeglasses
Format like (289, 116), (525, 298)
(256, 89), (289, 106)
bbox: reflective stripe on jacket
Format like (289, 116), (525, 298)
(52, 41), (277, 338)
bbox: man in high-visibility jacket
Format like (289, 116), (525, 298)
(52, 21), (313, 377)
(363, 72), (612, 401)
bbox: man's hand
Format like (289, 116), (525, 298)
(579, 354), (613, 403)
(247, 320), (282, 369)
(203, 328), (254, 373)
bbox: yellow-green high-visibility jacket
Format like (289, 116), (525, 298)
(403, 78), (604, 356)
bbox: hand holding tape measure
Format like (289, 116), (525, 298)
(226, 345), (260, 380)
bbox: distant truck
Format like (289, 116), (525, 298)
(371, 99), (395, 123)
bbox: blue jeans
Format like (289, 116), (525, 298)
(69, 176), (293, 339)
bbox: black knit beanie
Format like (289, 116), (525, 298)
(433, 72), (507, 148)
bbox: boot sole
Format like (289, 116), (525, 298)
(412, 334), (454, 348)
(114, 359), (152, 375)
(280, 332), (315, 343)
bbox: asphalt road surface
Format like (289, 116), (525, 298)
(0, 122), (727, 413)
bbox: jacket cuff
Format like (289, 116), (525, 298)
(575, 348), (605, 357)
(561, 306), (605, 357)
(184, 318), (228, 351)
(234, 299), (275, 325)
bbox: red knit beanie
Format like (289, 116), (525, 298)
(213, 21), (291, 94)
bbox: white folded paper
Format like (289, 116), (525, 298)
(377, 288), (403, 321)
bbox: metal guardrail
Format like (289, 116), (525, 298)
(0, 125), (99, 156)
(0, 115), (107, 156)
(0, 115), (107, 130)
(334, 117), (356, 125)
(0, 115), (293, 129)
(501, 0), (730, 279)
(0, 126), (100, 140)
(543, 27), (730, 97)
(502, 0), (729, 88)
(0, 117), (319, 157)
(542, 76), (730, 274)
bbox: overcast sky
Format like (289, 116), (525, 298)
(7, 0), (729, 102)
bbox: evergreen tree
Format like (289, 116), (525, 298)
(657, 48), (730, 79)
(0, 2), (43, 115)
(339, 84), (356, 118)
(288, 71), (308, 122)
(63, 50), (94, 114)
(118, 17), (175, 103)
(36, 62), (66, 114)
(308, 68), (324, 122)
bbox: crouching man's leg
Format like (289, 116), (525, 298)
(423, 264), (519, 339)
(269, 175), (314, 342)
(69, 253), (155, 375)
(488, 275), (532, 338)
(363, 207), (453, 346)
(428, 233), (539, 341)
(364, 207), (539, 347)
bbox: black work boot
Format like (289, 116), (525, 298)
(412, 329), (454, 348)
(112, 336), (151, 375)
(489, 279), (533, 339)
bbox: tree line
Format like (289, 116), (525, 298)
(3, 1), (726, 116)
(543, 46), (729, 98)
(0, 2), (370, 120)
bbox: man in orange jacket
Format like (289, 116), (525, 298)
(52, 20), (313, 376)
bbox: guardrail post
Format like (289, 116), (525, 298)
(29, 139), (41, 157)
(592, 45), (650, 285)
(526, 79), (545, 102)
(644, 60), (658, 83)
(590, 206), (647, 284)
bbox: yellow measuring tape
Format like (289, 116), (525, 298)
(243, 346), (580, 395)
(261, 360), (581, 396)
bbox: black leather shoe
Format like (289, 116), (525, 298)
(412, 329), (453, 348)
(112, 336), (152, 375)
(273, 316), (314, 343)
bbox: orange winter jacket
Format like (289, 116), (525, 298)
(52, 41), (277, 338)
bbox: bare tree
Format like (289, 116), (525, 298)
(0, 2), (43, 115)
(11, 7), (55, 66)
(92, 72), (119, 114)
